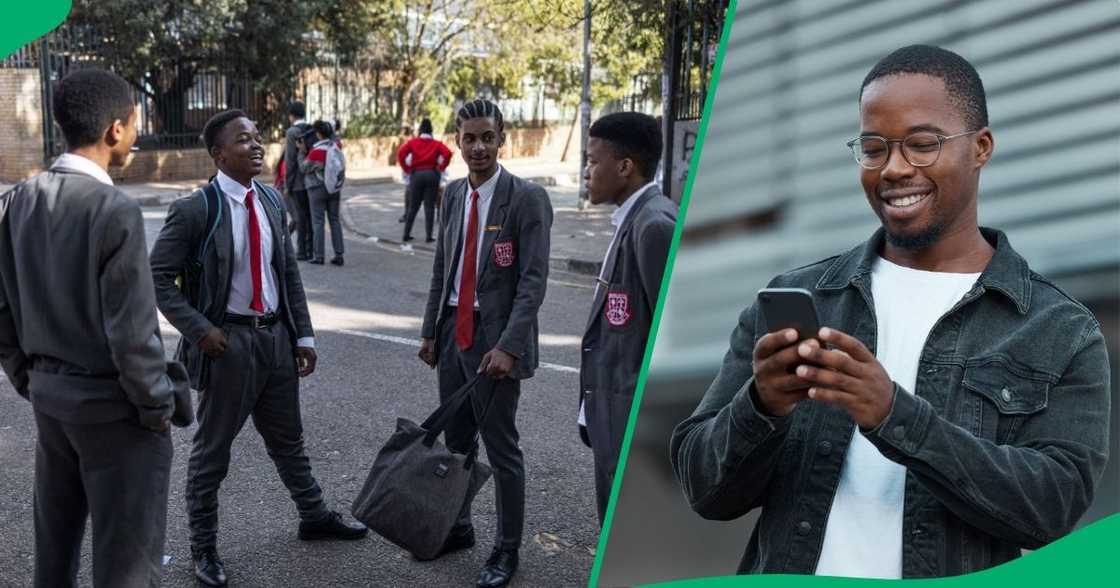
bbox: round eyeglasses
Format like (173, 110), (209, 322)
(845, 130), (978, 170)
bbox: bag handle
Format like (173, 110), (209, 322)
(421, 373), (481, 445)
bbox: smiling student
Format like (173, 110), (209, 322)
(150, 110), (367, 587)
(671, 45), (1110, 579)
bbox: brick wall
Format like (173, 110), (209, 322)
(0, 69), (574, 183)
(0, 69), (45, 183)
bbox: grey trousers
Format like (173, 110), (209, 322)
(185, 321), (328, 552)
(403, 169), (440, 241)
(308, 185), (344, 260)
(33, 410), (172, 588)
(292, 188), (313, 258)
(437, 309), (525, 550)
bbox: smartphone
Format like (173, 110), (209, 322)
(757, 288), (821, 341)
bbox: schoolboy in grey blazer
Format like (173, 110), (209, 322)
(419, 100), (553, 588)
(580, 112), (677, 524)
(0, 69), (189, 588)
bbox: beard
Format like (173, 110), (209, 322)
(884, 220), (945, 250)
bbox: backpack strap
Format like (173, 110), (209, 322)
(196, 181), (223, 266)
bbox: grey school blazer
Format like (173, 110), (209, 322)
(0, 169), (186, 428)
(149, 179), (314, 390)
(421, 171), (553, 380)
(579, 186), (677, 456)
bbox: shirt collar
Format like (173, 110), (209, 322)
(469, 165), (503, 203)
(611, 181), (658, 228)
(215, 170), (256, 204)
(292, 119), (306, 126)
(816, 226), (1032, 314)
(419, 133), (433, 139)
(50, 153), (114, 186)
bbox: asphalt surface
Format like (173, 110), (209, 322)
(0, 206), (599, 587)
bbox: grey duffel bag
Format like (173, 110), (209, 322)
(352, 375), (494, 560)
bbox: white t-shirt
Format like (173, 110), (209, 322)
(815, 257), (979, 578)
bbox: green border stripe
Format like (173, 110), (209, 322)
(0, 1), (71, 61)
(639, 513), (1120, 587)
(588, 1), (741, 585)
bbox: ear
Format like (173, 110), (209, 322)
(974, 127), (994, 169)
(104, 118), (126, 147)
(618, 157), (636, 179)
(497, 129), (506, 147)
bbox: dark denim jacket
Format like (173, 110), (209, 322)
(671, 228), (1111, 577)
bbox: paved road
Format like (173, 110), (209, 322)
(0, 207), (599, 587)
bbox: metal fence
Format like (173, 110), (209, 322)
(3, 24), (276, 159)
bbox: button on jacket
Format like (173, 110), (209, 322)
(671, 227), (1110, 577)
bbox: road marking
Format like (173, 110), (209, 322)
(332, 329), (580, 374)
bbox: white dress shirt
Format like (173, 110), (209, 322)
(449, 165), (503, 308)
(50, 153), (114, 186)
(215, 171), (314, 348)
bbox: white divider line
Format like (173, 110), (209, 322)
(332, 328), (579, 374)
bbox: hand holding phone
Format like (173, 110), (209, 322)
(751, 288), (823, 417)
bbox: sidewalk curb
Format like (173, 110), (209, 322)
(339, 192), (602, 277)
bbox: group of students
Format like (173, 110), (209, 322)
(0, 67), (678, 588)
(280, 101), (347, 267)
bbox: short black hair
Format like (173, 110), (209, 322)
(288, 100), (306, 119)
(860, 45), (988, 130)
(589, 112), (663, 179)
(202, 109), (248, 153)
(419, 118), (433, 135)
(312, 119), (333, 138)
(455, 99), (504, 132)
(51, 69), (135, 149)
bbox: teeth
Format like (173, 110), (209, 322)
(886, 192), (929, 208)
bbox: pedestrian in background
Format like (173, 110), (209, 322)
(284, 100), (315, 260)
(397, 117), (452, 243)
(299, 119), (346, 266)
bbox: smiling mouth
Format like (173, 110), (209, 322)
(881, 190), (932, 209)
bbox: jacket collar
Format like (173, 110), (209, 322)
(816, 226), (1032, 314)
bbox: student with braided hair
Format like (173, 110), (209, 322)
(419, 99), (554, 588)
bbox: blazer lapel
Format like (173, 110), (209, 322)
(585, 185), (660, 330)
(211, 186), (234, 308)
(445, 180), (466, 289)
(477, 171), (514, 278)
(253, 180), (287, 276)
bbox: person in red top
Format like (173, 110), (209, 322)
(397, 118), (452, 242)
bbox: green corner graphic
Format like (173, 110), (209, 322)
(0, 1), (71, 61)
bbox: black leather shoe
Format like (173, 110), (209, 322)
(296, 254), (311, 261)
(439, 526), (476, 556)
(298, 511), (369, 541)
(402, 236), (415, 242)
(330, 256), (344, 266)
(192, 548), (227, 587)
(477, 547), (518, 588)
(425, 237), (436, 243)
(309, 258), (325, 265)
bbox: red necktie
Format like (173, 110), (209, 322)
(455, 190), (480, 350)
(245, 189), (264, 313)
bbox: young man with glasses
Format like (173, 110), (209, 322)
(672, 45), (1110, 578)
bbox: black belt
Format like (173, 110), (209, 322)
(224, 312), (279, 329)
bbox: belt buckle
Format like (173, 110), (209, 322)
(251, 315), (261, 329)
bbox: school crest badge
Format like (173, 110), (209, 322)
(493, 240), (515, 267)
(605, 291), (631, 327)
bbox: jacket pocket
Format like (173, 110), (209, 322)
(961, 357), (1051, 441)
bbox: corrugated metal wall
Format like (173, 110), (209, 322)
(654, 0), (1120, 376)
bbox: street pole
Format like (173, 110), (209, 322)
(578, 0), (592, 211)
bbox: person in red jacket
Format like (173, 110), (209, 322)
(397, 118), (452, 242)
